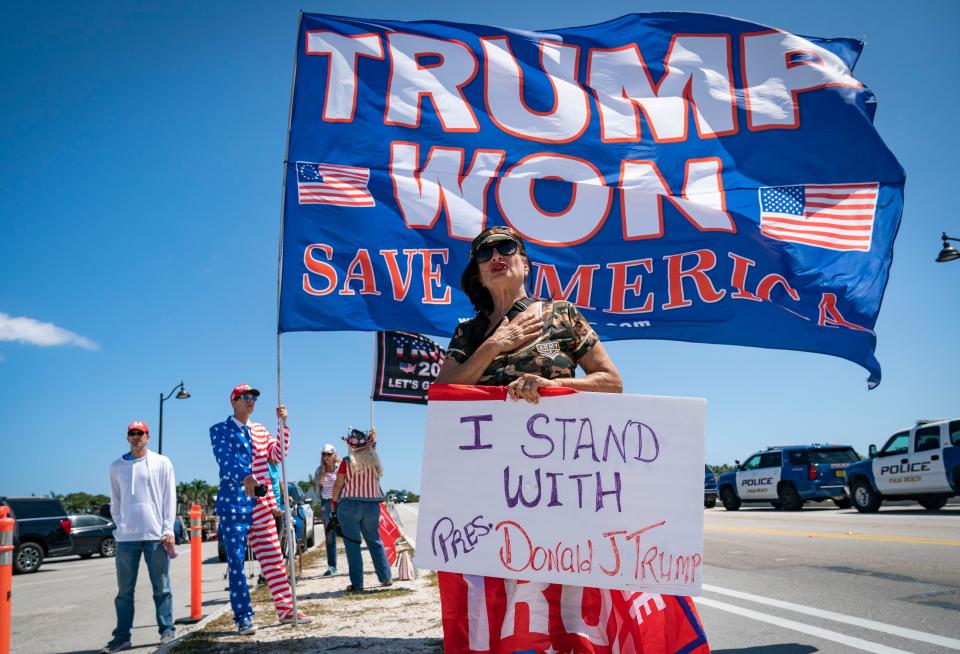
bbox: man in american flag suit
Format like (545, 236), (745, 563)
(209, 384), (311, 634)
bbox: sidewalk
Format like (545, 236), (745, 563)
(169, 539), (443, 653)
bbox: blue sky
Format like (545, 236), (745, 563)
(1, 0), (957, 498)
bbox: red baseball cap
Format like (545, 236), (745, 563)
(127, 420), (149, 434)
(230, 384), (261, 402)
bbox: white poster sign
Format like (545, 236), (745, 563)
(415, 387), (706, 595)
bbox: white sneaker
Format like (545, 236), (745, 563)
(160, 631), (176, 645)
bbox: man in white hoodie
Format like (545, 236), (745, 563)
(102, 420), (177, 653)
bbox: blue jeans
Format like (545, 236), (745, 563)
(112, 540), (174, 642)
(320, 498), (338, 568)
(338, 499), (391, 589)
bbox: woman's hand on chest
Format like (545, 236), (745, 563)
(487, 308), (544, 355)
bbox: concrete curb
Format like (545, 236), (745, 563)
(148, 602), (233, 653)
(152, 539), (326, 653)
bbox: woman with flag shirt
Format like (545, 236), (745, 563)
(330, 427), (393, 592)
(433, 226), (709, 654)
(313, 443), (340, 577)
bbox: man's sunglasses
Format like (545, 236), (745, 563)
(473, 240), (519, 263)
(127, 430), (146, 437)
(237, 394), (258, 402)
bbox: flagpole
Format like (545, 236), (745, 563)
(370, 332), (377, 430)
(275, 10), (303, 627)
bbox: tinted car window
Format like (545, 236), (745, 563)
(810, 447), (859, 463)
(759, 452), (782, 468)
(914, 426), (941, 452)
(287, 484), (303, 503)
(6, 499), (63, 519)
(73, 515), (97, 527)
(951, 421), (960, 446)
(741, 455), (762, 470)
(880, 432), (909, 456)
(788, 450), (809, 465)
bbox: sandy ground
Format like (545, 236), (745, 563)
(169, 538), (443, 653)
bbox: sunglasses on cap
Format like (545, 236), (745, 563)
(236, 394), (258, 402)
(473, 240), (519, 263)
(127, 430), (146, 437)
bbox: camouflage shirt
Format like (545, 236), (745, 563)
(447, 300), (599, 386)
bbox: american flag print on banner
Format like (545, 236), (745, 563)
(759, 183), (879, 252)
(371, 331), (445, 405)
(296, 161), (375, 207)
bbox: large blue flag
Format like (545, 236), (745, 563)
(278, 12), (905, 388)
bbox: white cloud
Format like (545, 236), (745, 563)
(0, 313), (98, 350)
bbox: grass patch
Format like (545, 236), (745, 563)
(424, 571), (438, 587)
(168, 633), (222, 654)
(300, 542), (327, 569)
(250, 581), (273, 604)
(204, 611), (236, 632)
(341, 587), (414, 600)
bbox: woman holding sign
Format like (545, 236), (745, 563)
(435, 226), (708, 654)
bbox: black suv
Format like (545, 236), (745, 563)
(69, 514), (117, 558)
(0, 496), (73, 573)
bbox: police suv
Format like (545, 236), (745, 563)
(717, 444), (860, 511)
(845, 418), (960, 513)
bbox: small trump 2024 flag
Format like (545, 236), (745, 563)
(759, 183), (878, 252)
(296, 161), (375, 207)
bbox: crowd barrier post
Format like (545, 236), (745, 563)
(176, 504), (205, 624)
(0, 506), (14, 654)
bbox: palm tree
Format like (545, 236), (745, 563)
(183, 479), (215, 512)
(176, 482), (190, 511)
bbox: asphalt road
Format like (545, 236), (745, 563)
(11, 504), (959, 653)
(10, 540), (232, 654)
(398, 501), (960, 653)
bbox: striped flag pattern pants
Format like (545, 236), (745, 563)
(251, 502), (294, 617)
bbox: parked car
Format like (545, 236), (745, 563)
(286, 483), (315, 549)
(717, 444), (860, 511)
(68, 514), (116, 559)
(846, 418), (960, 513)
(704, 465), (719, 508)
(0, 496), (73, 573)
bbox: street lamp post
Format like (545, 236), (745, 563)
(936, 232), (960, 263)
(158, 381), (191, 455)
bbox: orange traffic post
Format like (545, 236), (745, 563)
(176, 504), (205, 624)
(0, 506), (14, 654)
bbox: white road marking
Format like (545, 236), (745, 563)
(696, 597), (914, 654)
(16, 604), (80, 617)
(702, 583), (960, 650)
(14, 574), (91, 588)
